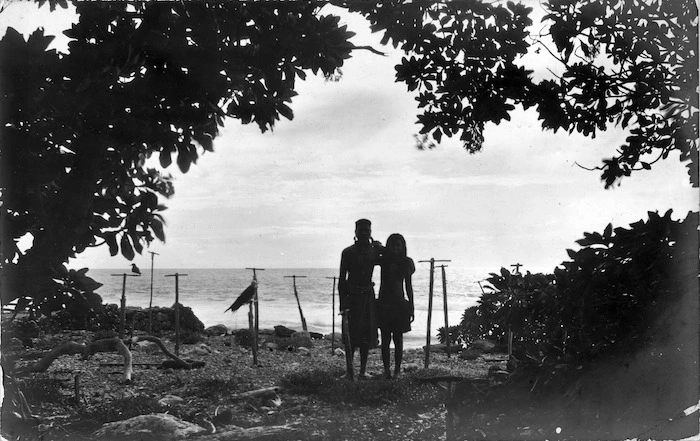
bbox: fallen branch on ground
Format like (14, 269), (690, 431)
(231, 386), (283, 400)
(22, 335), (196, 382)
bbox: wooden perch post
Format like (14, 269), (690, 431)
(284, 275), (308, 331)
(418, 258), (450, 368)
(326, 276), (338, 354)
(165, 273), (187, 356)
(148, 251), (159, 334)
(246, 268), (265, 366)
(111, 273), (140, 339)
(438, 264), (451, 358)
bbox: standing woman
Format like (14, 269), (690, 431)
(377, 233), (415, 379)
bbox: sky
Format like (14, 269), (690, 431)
(2, 2), (698, 273)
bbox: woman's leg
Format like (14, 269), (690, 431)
(381, 328), (392, 378)
(393, 333), (404, 376)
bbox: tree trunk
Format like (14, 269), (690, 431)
(198, 424), (301, 440)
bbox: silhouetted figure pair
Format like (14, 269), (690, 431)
(338, 219), (414, 380)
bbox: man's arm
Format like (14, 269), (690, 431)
(338, 250), (349, 313)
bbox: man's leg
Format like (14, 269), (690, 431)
(359, 345), (369, 378)
(380, 328), (392, 379)
(342, 311), (354, 380)
(393, 333), (404, 376)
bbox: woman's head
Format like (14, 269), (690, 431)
(386, 233), (407, 257)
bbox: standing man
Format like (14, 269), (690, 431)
(338, 218), (382, 380)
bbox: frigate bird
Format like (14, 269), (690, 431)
(225, 280), (257, 313)
(131, 264), (141, 275)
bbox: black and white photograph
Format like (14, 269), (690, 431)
(1, 0), (698, 440)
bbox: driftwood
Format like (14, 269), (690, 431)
(25, 337), (134, 382)
(198, 423), (301, 441)
(23, 335), (196, 382)
(231, 386), (282, 400)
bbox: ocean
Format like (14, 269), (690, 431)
(88, 267), (493, 349)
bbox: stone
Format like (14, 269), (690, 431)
(402, 363), (420, 373)
(324, 332), (343, 342)
(183, 344), (213, 357)
(158, 395), (184, 406)
(309, 331), (323, 339)
(460, 349), (481, 360)
(212, 407), (233, 426)
(298, 347), (311, 356)
(333, 348), (345, 357)
(204, 324), (228, 336)
(469, 339), (497, 353)
(290, 331), (313, 348)
(274, 325), (296, 338)
(263, 342), (278, 352)
(94, 413), (207, 439)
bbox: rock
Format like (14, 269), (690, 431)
(204, 324), (228, 336)
(402, 363), (420, 373)
(324, 332), (343, 342)
(309, 331), (324, 339)
(469, 339), (497, 353)
(158, 395), (184, 406)
(460, 349), (482, 360)
(274, 325), (296, 338)
(298, 347), (311, 356)
(290, 331), (313, 348)
(333, 348), (345, 357)
(183, 343), (212, 357)
(212, 407), (233, 426)
(94, 413), (207, 439)
(263, 342), (278, 351)
(171, 303), (205, 333)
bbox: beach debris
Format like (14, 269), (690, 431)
(469, 339), (497, 353)
(94, 413), (207, 439)
(204, 324), (229, 336)
(225, 281), (257, 313)
(183, 343), (213, 357)
(274, 325), (296, 338)
(196, 424), (301, 440)
(212, 407), (233, 426)
(158, 395), (184, 406)
(290, 331), (313, 348)
(402, 363), (419, 373)
(231, 386), (283, 401)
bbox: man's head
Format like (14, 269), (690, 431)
(355, 219), (372, 242)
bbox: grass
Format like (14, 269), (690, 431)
(280, 368), (446, 409)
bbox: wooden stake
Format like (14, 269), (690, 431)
(418, 258), (450, 369)
(165, 273), (187, 356)
(284, 275), (308, 331)
(326, 276), (338, 355)
(246, 268), (265, 366)
(439, 264), (451, 358)
(148, 251), (159, 334)
(111, 273), (140, 339)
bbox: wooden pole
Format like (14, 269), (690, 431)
(148, 251), (159, 334)
(111, 273), (140, 339)
(326, 276), (338, 355)
(439, 264), (451, 358)
(418, 258), (450, 369)
(165, 273), (187, 356)
(246, 268), (265, 366)
(284, 275), (308, 331)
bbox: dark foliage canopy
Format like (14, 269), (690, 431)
(0, 1), (355, 313)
